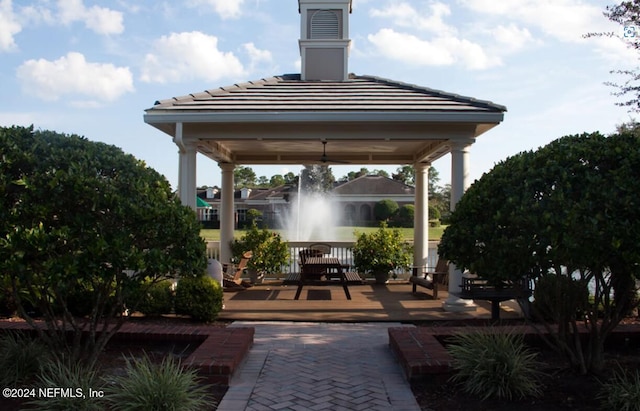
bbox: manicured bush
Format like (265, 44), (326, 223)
(0, 332), (50, 387)
(374, 198), (399, 221)
(352, 222), (412, 281)
(428, 204), (441, 221)
(29, 359), (104, 410)
(531, 274), (589, 323)
(598, 364), (640, 411)
(447, 329), (545, 400)
(105, 353), (212, 411)
(130, 280), (174, 317)
(396, 204), (414, 227)
(439, 131), (640, 374)
(0, 126), (207, 366)
(175, 276), (223, 322)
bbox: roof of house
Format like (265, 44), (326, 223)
(332, 175), (414, 195)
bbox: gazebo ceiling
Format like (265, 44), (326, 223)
(144, 74), (506, 166)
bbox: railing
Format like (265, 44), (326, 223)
(206, 240), (440, 280)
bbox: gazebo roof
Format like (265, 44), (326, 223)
(144, 73), (506, 165)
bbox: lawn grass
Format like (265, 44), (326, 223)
(200, 225), (445, 242)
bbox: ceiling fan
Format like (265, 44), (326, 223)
(319, 140), (349, 164)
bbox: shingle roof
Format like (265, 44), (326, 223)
(150, 73), (506, 114)
(145, 73), (506, 165)
(333, 175), (414, 195)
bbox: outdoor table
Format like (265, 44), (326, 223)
(294, 257), (352, 300)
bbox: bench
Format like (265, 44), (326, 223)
(409, 259), (449, 299)
(459, 276), (532, 320)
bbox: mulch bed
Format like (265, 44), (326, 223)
(410, 317), (640, 411)
(2, 316), (639, 410)
(0, 316), (237, 411)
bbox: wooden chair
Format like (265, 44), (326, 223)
(299, 248), (325, 281)
(410, 259), (449, 299)
(223, 251), (252, 290)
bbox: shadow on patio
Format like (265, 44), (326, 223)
(219, 281), (524, 322)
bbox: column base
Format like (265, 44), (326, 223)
(442, 295), (477, 313)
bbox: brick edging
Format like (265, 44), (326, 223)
(389, 323), (640, 381)
(0, 320), (254, 386)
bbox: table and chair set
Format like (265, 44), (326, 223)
(291, 244), (365, 300)
(224, 244), (529, 318)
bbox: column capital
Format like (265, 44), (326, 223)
(218, 162), (235, 172)
(449, 138), (475, 152)
(413, 162), (431, 171)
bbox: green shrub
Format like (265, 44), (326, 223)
(598, 364), (640, 411)
(396, 204), (414, 228)
(351, 222), (412, 275)
(230, 222), (289, 276)
(29, 359), (105, 411)
(0, 332), (50, 386)
(105, 353), (212, 411)
(0, 274), (16, 317)
(447, 329), (545, 400)
(428, 204), (441, 221)
(66, 284), (95, 317)
(374, 198), (399, 221)
(175, 276), (223, 322)
(531, 274), (589, 323)
(131, 280), (174, 317)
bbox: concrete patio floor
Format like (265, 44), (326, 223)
(218, 281), (524, 323)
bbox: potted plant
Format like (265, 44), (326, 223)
(230, 222), (289, 283)
(351, 222), (413, 284)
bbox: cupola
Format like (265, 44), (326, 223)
(298, 0), (352, 81)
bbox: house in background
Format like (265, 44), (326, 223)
(332, 175), (414, 225)
(197, 174), (415, 228)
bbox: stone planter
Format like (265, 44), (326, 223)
(374, 271), (390, 285)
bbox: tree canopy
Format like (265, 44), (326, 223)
(587, 1), (640, 112)
(0, 126), (207, 367)
(439, 130), (640, 373)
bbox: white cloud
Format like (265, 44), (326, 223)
(370, 1), (456, 35)
(491, 24), (536, 53)
(368, 28), (500, 70)
(57, 0), (124, 35)
(188, 0), (245, 19)
(140, 31), (245, 83)
(460, 0), (607, 43)
(20, 3), (54, 25)
(243, 42), (273, 72)
(16, 52), (134, 103)
(0, 0), (21, 51)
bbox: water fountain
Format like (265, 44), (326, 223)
(279, 166), (341, 241)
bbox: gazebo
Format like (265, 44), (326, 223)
(143, 0), (506, 312)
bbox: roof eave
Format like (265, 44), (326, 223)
(143, 111), (504, 126)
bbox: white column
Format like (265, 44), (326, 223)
(443, 139), (477, 312)
(219, 162), (235, 263)
(174, 122), (197, 210)
(413, 162), (430, 273)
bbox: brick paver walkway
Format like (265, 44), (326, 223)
(217, 322), (420, 411)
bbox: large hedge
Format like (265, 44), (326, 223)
(0, 126), (207, 367)
(439, 130), (640, 374)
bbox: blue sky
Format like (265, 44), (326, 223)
(0, 0), (636, 190)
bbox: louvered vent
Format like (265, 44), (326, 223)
(310, 10), (339, 39)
